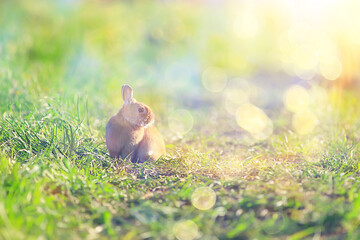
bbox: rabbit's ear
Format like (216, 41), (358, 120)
(122, 85), (134, 104)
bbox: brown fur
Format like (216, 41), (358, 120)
(105, 85), (165, 163)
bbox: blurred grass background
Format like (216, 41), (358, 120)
(2, 0), (360, 101)
(1, 0), (360, 239)
(1, 0), (360, 135)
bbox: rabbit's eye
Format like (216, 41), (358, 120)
(138, 107), (145, 113)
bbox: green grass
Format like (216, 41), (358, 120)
(1, 93), (360, 240)
(1, 1), (360, 239)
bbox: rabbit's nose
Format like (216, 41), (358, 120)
(138, 107), (145, 113)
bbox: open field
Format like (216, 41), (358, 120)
(1, 0), (360, 239)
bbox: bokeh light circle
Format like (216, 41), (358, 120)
(236, 103), (273, 140)
(191, 187), (216, 211)
(292, 109), (317, 135)
(319, 56), (342, 80)
(168, 109), (194, 136)
(293, 44), (318, 80)
(260, 213), (286, 235)
(283, 85), (310, 113)
(223, 88), (249, 115)
(173, 220), (200, 240)
(201, 67), (228, 93)
(294, 44), (318, 70)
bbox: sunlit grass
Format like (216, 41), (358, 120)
(1, 0), (360, 239)
(1, 92), (360, 238)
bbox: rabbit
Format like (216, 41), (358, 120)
(106, 84), (166, 163)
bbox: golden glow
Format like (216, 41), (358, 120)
(201, 67), (228, 93)
(319, 56), (343, 80)
(293, 44), (318, 80)
(287, 23), (312, 45)
(310, 86), (329, 110)
(283, 85), (310, 113)
(168, 109), (194, 136)
(223, 88), (249, 115)
(292, 110), (317, 135)
(236, 103), (273, 140)
(173, 220), (200, 240)
(350, 26), (360, 44)
(233, 12), (259, 39)
(191, 187), (216, 210)
(315, 36), (337, 60)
